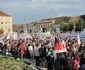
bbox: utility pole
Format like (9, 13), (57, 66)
(24, 17), (28, 34)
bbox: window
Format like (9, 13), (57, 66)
(8, 18), (10, 20)
(1, 22), (3, 24)
(48, 24), (49, 27)
(39, 25), (40, 28)
(41, 25), (42, 27)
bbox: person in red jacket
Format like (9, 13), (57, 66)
(20, 48), (25, 60)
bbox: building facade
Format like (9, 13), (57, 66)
(13, 24), (24, 34)
(54, 16), (71, 33)
(0, 11), (12, 35)
(34, 19), (56, 33)
(27, 22), (36, 34)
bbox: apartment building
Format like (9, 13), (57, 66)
(0, 11), (12, 35)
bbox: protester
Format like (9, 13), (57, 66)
(0, 33), (85, 70)
(46, 47), (54, 70)
(28, 44), (34, 60)
(34, 43), (40, 66)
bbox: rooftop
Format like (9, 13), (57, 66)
(68, 16), (79, 23)
(40, 18), (56, 21)
(0, 10), (11, 16)
(54, 16), (70, 24)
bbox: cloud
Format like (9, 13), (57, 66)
(0, 0), (85, 23)
(0, 0), (84, 11)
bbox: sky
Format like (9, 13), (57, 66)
(0, 0), (85, 24)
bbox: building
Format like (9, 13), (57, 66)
(53, 16), (70, 34)
(68, 16), (79, 24)
(33, 17), (70, 34)
(35, 18), (56, 33)
(0, 10), (12, 35)
(68, 16), (79, 32)
(27, 22), (36, 34)
(12, 24), (24, 34)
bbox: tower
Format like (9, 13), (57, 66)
(24, 18), (28, 34)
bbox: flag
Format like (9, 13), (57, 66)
(40, 26), (43, 32)
(55, 37), (60, 51)
(77, 34), (81, 45)
(50, 33), (55, 45)
(61, 40), (67, 52)
(7, 34), (10, 39)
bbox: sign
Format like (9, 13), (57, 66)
(19, 34), (28, 39)
(55, 40), (67, 53)
(60, 33), (72, 39)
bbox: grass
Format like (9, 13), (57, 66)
(0, 55), (31, 70)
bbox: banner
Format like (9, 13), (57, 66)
(55, 39), (67, 53)
(60, 33), (72, 39)
(19, 34), (28, 39)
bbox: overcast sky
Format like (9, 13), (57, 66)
(0, 0), (85, 24)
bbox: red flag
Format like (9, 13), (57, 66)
(55, 37), (60, 51)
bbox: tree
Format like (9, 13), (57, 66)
(68, 22), (73, 31)
(60, 21), (73, 32)
(0, 29), (4, 34)
(63, 23), (68, 32)
(75, 22), (81, 32)
(60, 21), (65, 32)
(75, 17), (85, 32)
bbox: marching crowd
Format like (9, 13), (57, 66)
(0, 36), (85, 70)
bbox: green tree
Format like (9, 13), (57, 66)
(75, 22), (81, 32)
(60, 21), (65, 32)
(68, 22), (73, 31)
(75, 17), (85, 32)
(63, 23), (68, 32)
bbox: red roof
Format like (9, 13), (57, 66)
(0, 10), (10, 16)
(30, 22), (36, 25)
(12, 24), (21, 27)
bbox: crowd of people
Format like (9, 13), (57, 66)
(0, 36), (85, 70)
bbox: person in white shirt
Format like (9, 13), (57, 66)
(28, 44), (34, 60)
